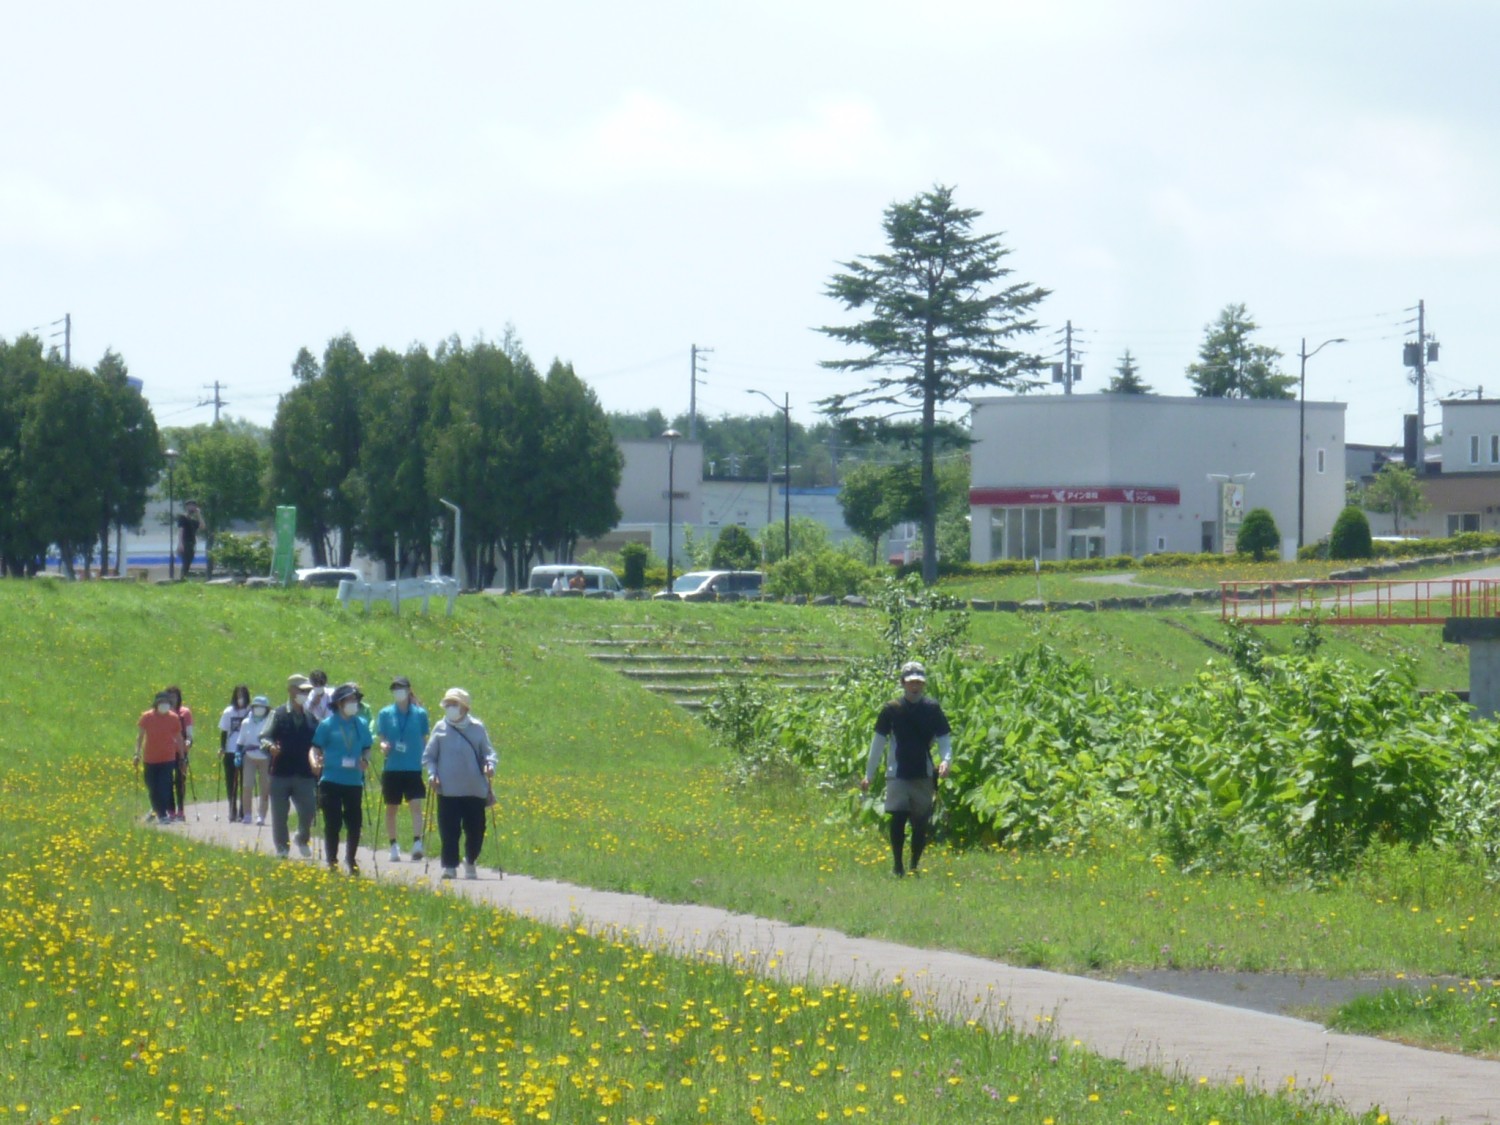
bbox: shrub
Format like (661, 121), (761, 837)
(710, 525), (761, 570)
(1235, 507), (1280, 561)
(765, 548), (876, 598)
(619, 542), (648, 589)
(1329, 506), (1374, 559)
(209, 532), (272, 577)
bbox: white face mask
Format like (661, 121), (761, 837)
(252, 706), (268, 719)
(444, 705), (463, 723)
(341, 701), (359, 718)
(295, 691), (310, 706)
(156, 702), (171, 714)
(392, 689), (409, 704)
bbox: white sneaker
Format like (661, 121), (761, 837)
(441, 867), (456, 880)
(297, 841), (312, 859)
(255, 815), (265, 826)
(389, 843), (401, 863)
(410, 840), (424, 861)
(463, 862), (477, 880)
(275, 847), (289, 859)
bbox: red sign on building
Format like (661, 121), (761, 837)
(969, 486), (1181, 506)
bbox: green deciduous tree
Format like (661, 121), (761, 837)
(1361, 463), (1428, 535)
(93, 351), (161, 575)
(1108, 349), (1152, 394)
(710, 524), (761, 570)
(169, 424), (270, 576)
(1236, 507), (1280, 562)
(1187, 304), (1294, 399)
(535, 360), (623, 563)
(16, 364), (107, 575)
(819, 184), (1048, 584)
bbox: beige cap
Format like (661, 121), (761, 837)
(287, 673), (312, 691)
(440, 687), (471, 709)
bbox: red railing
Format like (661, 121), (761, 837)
(1220, 579), (1500, 625)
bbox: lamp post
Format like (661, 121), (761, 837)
(746, 389), (791, 561)
(438, 498), (464, 590)
(165, 447), (179, 580)
(1297, 337), (1347, 549)
(662, 428), (682, 591)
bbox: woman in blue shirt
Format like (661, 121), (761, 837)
(376, 675), (430, 863)
(311, 682), (373, 874)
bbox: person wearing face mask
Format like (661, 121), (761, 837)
(311, 682), (373, 875)
(218, 685), (252, 822)
(235, 694), (273, 825)
(260, 673), (319, 859)
(862, 661), (954, 878)
(306, 669), (332, 723)
(164, 685), (194, 821)
(422, 687), (497, 880)
(376, 676), (430, 863)
(135, 691), (187, 824)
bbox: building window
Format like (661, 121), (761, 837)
(1123, 506), (1149, 557)
(1316, 449), (1326, 474)
(1470, 435), (1481, 465)
(1491, 435), (1499, 464)
(990, 508), (1058, 560)
(1449, 513), (1481, 535)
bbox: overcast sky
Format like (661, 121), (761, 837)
(4, 1), (1495, 447)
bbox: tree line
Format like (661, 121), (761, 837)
(266, 332), (621, 588)
(0, 335), (160, 577)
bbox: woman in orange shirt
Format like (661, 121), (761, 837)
(135, 691), (186, 824)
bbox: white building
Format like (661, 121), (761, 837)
(968, 393), (1346, 561)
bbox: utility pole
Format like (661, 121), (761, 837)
(1052, 321), (1083, 394)
(199, 381), (229, 424)
(1404, 300), (1437, 476)
(689, 344), (712, 440)
(46, 314), (71, 365)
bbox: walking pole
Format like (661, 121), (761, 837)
(186, 756), (200, 820)
(487, 788), (502, 879)
(364, 776), (379, 880)
(420, 787), (435, 877)
(213, 750), (223, 821)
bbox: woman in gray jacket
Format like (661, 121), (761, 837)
(422, 687), (498, 879)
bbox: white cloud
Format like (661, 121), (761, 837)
(262, 144), (450, 241)
(497, 91), (904, 190)
(0, 173), (169, 254)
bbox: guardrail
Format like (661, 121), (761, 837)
(337, 575), (460, 617)
(1220, 578), (1500, 625)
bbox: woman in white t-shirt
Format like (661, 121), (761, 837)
(236, 695), (274, 825)
(218, 686), (252, 822)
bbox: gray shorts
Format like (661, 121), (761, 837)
(884, 777), (935, 817)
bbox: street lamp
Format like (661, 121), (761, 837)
(438, 498), (464, 591)
(1298, 337), (1347, 549)
(165, 447), (179, 581)
(746, 389), (791, 561)
(662, 428), (682, 591)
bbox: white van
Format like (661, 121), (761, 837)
(525, 564), (626, 598)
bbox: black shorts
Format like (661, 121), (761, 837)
(381, 770), (426, 804)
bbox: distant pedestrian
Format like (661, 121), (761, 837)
(862, 661), (953, 878)
(568, 569), (587, 592)
(218, 684), (252, 822)
(306, 669), (332, 723)
(422, 687), (497, 880)
(312, 682), (373, 874)
(376, 676), (430, 862)
(177, 500), (203, 579)
(135, 691), (186, 823)
(260, 673), (319, 859)
(236, 694), (273, 825)
(165, 685), (194, 820)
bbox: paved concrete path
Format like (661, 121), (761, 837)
(175, 812), (1498, 1124)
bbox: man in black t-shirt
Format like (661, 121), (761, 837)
(862, 661), (953, 877)
(177, 500), (203, 579)
(260, 673), (319, 859)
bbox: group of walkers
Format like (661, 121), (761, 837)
(135, 671), (500, 879)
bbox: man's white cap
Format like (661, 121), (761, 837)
(899, 661), (927, 682)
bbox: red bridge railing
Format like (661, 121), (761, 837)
(1220, 579), (1500, 625)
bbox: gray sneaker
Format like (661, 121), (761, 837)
(275, 847), (290, 859)
(389, 843), (401, 863)
(410, 840), (424, 861)
(441, 867), (457, 880)
(297, 841), (312, 859)
(463, 861), (477, 880)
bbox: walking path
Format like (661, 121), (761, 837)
(177, 812), (1498, 1125)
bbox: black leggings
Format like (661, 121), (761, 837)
(889, 811), (930, 874)
(144, 761), (175, 818)
(318, 782), (364, 866)
(223, 753), (242, 821)
(437, 795), (487, 869)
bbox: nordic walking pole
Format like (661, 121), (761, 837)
(213, 748), (223, 821)
(487, 788), (502, 879)
(185, 755), (200, 820)
(421, 787), (435, 877)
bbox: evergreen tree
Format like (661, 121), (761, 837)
(1108, 349), (1152, 394)
(1236, 507), (1280, 562)
(819, 184), (1048, 584)
(1187, 304), (1294, 399)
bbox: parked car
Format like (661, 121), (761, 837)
(293, 567), (362, 589)
(524, 564), (626, 598)
(653, 570), (764, 602)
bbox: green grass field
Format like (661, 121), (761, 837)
(0, 580), (1487, 1120)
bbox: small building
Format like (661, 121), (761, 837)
(968, 393), (1347, 561)
(1378, 400), (1500, 538)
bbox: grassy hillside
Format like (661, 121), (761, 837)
(0, 582), (1486, 1120)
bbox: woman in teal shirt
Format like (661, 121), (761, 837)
(311, 682), (373, 874)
